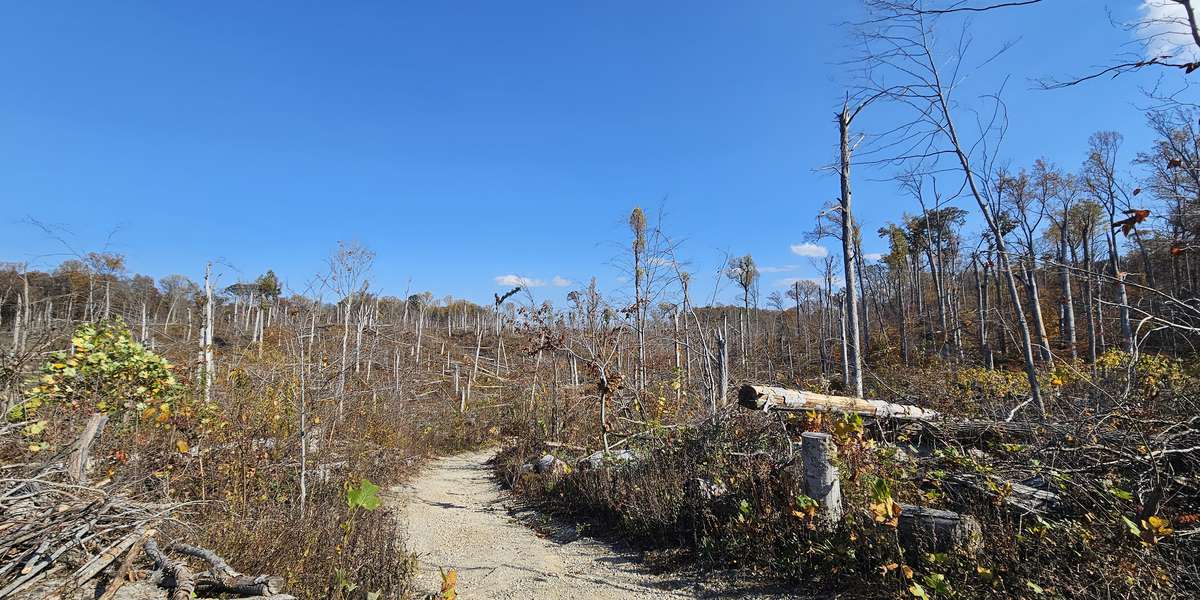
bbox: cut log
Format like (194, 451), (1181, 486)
(738, 385), (939, 421)
(942, 473), (1063, 516)
(195, 573), (287, 597)
(897, 504), (982, 555)
(577, 449), (637, 470)
(533, 455), (569, 477)
(690, 478), (728, 501)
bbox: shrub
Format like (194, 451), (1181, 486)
(12, 319), (178, 420)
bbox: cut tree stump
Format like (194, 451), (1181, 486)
(800, 432), (843, 523)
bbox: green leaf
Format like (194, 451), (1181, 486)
(1121, 515), (1141, 538)
(347, 478), (381, 511)
(922, 573), (951, 595)
(908, 582), (929, 599)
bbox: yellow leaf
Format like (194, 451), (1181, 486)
(176, 439), (190, 454)
(440, 568), (457, 600)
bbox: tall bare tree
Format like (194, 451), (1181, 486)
(725, 254), (758, 372)
(860, 0), (1045, 411)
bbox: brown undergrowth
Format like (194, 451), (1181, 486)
(496, 359), (1200, 599)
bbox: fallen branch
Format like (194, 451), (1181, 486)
(144, 539), (194, 600)
(97, 530), (152, 600)
(170, 542), (286, 597)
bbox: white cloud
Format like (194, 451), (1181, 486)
(864, 252), (885, 261)
(759, 264), (799, 273)
(551, 276), (572, 287)
(1139, 1), (1200, 61)
(494, 274), (545, 287)
(790, 243), (829, 258)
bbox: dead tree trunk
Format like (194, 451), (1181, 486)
(838, 104), (864, 397)
(67, 413), (108, 483)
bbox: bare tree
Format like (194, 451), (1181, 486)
(629, 207), (648, 403)
(859, 0), (1045, 412)
(725, 254), (758, 373)
(999, 166), (1053, 362)
(1083, 132), (1137, 353)
(324, 241), (375, 419)
(1042, 165), (1083, 361)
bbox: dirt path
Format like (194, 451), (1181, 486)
(391, 450), (758, 599)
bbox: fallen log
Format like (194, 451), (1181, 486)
(897, 504), (982, 555)
(942, 473), (1063, 516)
(738, 385), (940, 421)
(97, 531), (151, 600)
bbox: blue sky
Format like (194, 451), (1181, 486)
(0, 2), (1181, 306)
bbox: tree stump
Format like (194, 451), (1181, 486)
(801, 432), (843, 524)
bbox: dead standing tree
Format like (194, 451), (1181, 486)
(323, 241), (375, 422)
(200, 262), (215, 406)
(858, 0), (1045, 412)
(724, 254), (758, 375)
(818, 94), (890, 397)
(629, 207), (648, 407)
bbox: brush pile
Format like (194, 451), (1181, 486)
(0, 417), (293, 600)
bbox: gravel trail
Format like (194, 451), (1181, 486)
(391, 450), (731, 599)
